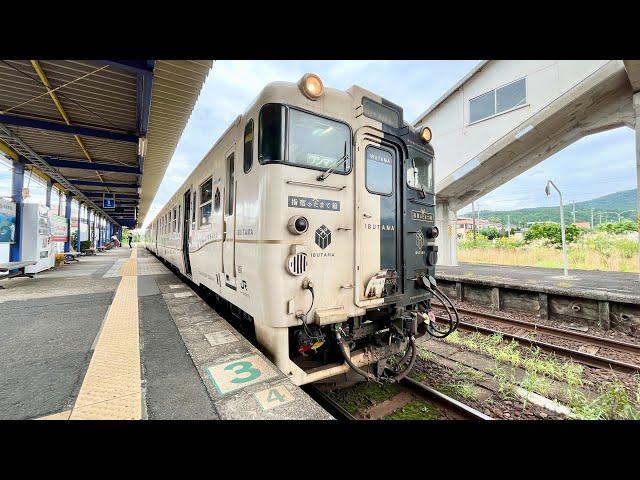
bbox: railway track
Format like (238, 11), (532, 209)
(304, 379), (492, 421)
(433, 304), (640, 375)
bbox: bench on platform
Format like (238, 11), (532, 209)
(63, 251), (80, 264)
(0, 261), (38, 288)
(96, 246), (107, 252)
(81, 248), (96, 256)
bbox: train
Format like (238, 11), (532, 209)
(145, 73), (459, 386)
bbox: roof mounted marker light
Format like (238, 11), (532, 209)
(298, 73), (324, 100)
(420, 126), (432, 143)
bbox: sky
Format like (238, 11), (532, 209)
(3, 60), (631, 260)
(116, 60), (636, 228)
(142, 60), (480, 227)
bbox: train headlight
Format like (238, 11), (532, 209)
(426, 225), (439, 239)
(420, 126), (432, 143)
(288, 215), (309, 235)
(299, 73), (324, 100)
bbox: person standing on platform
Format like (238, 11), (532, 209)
(128, 233), (133, 248)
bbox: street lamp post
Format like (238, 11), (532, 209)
(545, 180), (569, 277)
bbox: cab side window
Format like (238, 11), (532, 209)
(365, 146), (394, 196)
(244, 119), (254, 173)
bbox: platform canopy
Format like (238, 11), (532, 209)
(0, 60), (212, 228)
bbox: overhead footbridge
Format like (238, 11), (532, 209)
(414, 60), (640, 266)
(1, 60), (212, 259)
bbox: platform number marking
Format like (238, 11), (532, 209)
(205, 354), (278, 395)
(255, 385), (295, 411)
(224, 361), (261, 384)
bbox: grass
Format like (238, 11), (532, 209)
(329, 381), (402, 414)
(439, 381), (477, 400)
(567, 378), (640, 420)
(384, 400), (440, 420)
(459, 232), (639, 272)
(443, 328), (640, 419)
(445, 331), (583, 385)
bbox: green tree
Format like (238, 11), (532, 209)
(479, 226), (501, 240)
(596, 220), (637, 234)
(524, 222), (581, 246)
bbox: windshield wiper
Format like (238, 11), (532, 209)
(316, 141), (348, 181)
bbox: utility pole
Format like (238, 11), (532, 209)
(572, 201), (576, 225)
(598, 212), (602, 225)
(591, 207), (594, 230)
(507, 215), (511, 237)
(471, 201), (476, 241)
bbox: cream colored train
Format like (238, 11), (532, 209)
(145, 73), (458, 386)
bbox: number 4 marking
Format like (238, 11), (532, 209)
(255, 385), (295, 411)
(267, 388), (285, 403)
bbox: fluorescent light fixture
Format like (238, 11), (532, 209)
(515, 124), (534, 140)
(138, 137), (147, 157)
(451, 158), (480, 181)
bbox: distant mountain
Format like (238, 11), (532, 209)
(460, 189), (637, 227)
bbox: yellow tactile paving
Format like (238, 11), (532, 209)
(36, 410), (72, 420)
(70, 393), (142, 420)
(68, 249), (142, 420)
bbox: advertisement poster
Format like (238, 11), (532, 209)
(0, 198), (17, 243)
(50, 214), (69, 242)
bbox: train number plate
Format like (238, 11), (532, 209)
(411, 209), (434, 222)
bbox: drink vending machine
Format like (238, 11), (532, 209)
(20, 203), (55, 274)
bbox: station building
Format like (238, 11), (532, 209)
(413, 60), (640, 269)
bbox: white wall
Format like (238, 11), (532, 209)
(422, 60), (609, 185)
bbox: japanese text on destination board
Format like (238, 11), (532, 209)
(288, 196), (340, 211)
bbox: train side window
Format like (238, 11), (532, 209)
(226, 153), (235, 216)
(365, 145), (394, 196)
(199, 178), (213, 227)
(243, 119), (254, 173)
(172, 207), (177, 232)
(191, 191), (196, 229)
(177, 205), (181, 233)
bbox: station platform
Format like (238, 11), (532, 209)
(436, 263), (640, 304)
(0, 246), (331, 420)
(435, 263), (640, 335)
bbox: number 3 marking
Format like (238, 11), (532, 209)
(224, 360), (261, 384)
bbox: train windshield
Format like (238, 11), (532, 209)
(259, 104), (351, 174)
(407, 155), (433, 193)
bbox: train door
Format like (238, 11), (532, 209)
(355, 129), (403, 304)
(222, 147), (237, 289)
(182, 189), (192, 276)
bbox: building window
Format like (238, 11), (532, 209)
(244, 119), (253, 173)
(200, 178), (213, 226)
(469, 77), (526, 124)
(365, 145), (394, 196)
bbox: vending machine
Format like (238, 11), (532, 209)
(20, 203), (55, 274)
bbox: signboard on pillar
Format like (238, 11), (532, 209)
(0, 198), (17, 243)
(50, 214), (69, 242)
